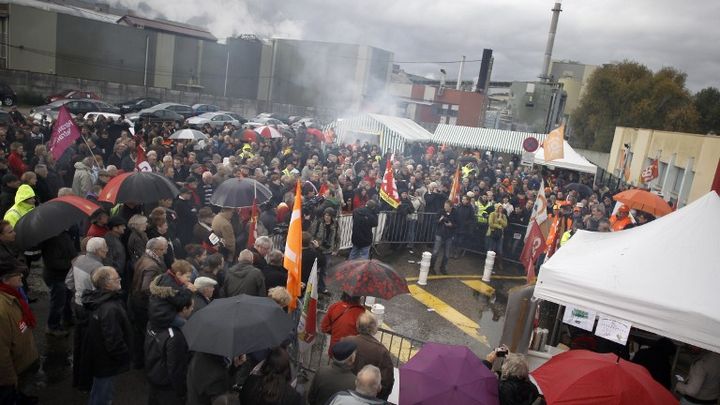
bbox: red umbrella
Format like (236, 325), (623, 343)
(306, 128), (325, 142)
(531, 350), (677, 405)
(235, 129), (257, 143)
(254, 125), (283, 139)
(612, 189), (672, 217)
(328, 259), (409, 300)
(99, 172), (179, 204)
(14, 196), (100, 249)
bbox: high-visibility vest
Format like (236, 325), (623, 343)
(475, 201), (492, 224)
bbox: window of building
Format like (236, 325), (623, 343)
(0, 15), (8, 69)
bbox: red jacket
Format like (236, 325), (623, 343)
(8, 152), (26, 177)
(321, 301), (366, 354)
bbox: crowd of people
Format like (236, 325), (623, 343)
(0, 106), (708, 405)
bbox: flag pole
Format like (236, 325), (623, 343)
(79, 133), (102, 169)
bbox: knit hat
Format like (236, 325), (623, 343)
(332, 341), (357, 361)
(194, 276), (218, 289)
(107, 215), (127, 229)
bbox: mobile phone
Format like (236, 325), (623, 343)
(496, 347), (509, 357)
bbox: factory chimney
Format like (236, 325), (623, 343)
(540, 1), (562, 82)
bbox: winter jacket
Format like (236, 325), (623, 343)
(261, 264), (288, 293)
(307, 361), (357, 405)
(220, 262), (265, 297)
(211, 214), (235, 261)
(0, 290), (39, 386)
(341, 334), (395, 400)
(147, 271), (193, 330)
(326, 390), (390, 405)
(40, 231), (78, 282)
(186, 352), (237, 405)
(71, 161), (94, 197)
(454, 203), (476, 235)
(321, 301), (366, 354)
(423, 191), (447, 214)
(487, 210), (508, 236)
(239, 373), (302, 405)
(498, 377), (540, 405)
(301, 247), (326, 285)
(3, 184), (35, 226)
(351, 206), (378, 248)
(7, 151), (26, 178)
(174, 197), (197, 246)
(103, 232), (126, 276)
(129, 253), (166, 313)
(69, 253), (103, 305)
(310, 218), (339, 254)
(145, 325), (189, 399)
(192, 293), (211, 314)
(79, 289), (132, 382)
(127, 228), (148, 267)
(0, 184), (17, 217)
(436, 209), (458, 240)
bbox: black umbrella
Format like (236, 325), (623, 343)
(15, 196), (100, 249)
(564, 183), (593, 198)
(98, 172), (179, 204)
(182, 295), (294, 358)
(209, 178), (272, 208)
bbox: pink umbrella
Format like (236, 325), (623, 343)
(254, 125), (283, 139)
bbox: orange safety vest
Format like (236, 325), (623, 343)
(546, 215), (573, 257)
(610, 215), (632, 231)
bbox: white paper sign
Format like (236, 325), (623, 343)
(562, 305), (596, 332)
(595, 315), (632, 345)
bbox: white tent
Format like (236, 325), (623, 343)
(534, 191), (720, 353)
(534, 140), (597, 174)
(334, 114), (433, 153)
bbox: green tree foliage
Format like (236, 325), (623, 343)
(694, 87), (720, 134)
(571, 61), (699, 152)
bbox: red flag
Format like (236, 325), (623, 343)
(449, 165), (461, 204)
(641, 159), (659, 183)
(379, 155), (400, 208)
(48, 106), (81, 160)
(247, 198), (258, 249)
(520, 221), (546, 283)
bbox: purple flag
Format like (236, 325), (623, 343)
(48, 106), (81, 160)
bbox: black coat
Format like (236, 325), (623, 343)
(351, 206), (378, 248)
(186, 352), (237, 405)
(40, 231), (78, 281)
(79, 289), (132, 383)
(147, 272), (193, 330)
(239, 374), (302, 405)
(174, 197), (197, 246)
(436, 209), (458, 240)
(498, 377), (540, 405)
(145, 325), (190, 398)
(301, 247), (327, 285)
(261, 265), (288, 293)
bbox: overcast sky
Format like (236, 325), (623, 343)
(117, 0), (719, 91)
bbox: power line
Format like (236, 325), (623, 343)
(394, 58), (483, 64)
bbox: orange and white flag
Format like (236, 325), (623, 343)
(284, 180), (303, 311)
(543, 125), (565, 162)
(449, 165), (461, 205)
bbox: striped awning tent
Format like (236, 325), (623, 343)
(333, 114), (433, 154)
(432, 124), (547, 154)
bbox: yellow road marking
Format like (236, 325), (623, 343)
(378, 323), (419, 363)
(405, 274), (527, 282)
(407, 284), (490, 347)
(461, 279), (495, 296)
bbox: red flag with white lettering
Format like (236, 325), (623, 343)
(135, 141), (152, 172)
(520, 221), (546, 283)
(48, 106), (81, 160)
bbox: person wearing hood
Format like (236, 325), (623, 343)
(3, 184), (35, 227)
(220, 249), (265, 297)
(145, 261), (195, 404)
(71, 157), (95, 198)
(0, 174), (20, 217)
(0, 260), (39, 404)
(79, 266), (132, 405)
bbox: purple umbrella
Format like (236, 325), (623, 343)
(400, 343), (499, 405)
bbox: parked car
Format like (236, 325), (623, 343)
(218, 111), (247, 125)
(127, 109), (184, 124)
(45, 89), (100, 104)
(30, 99), (120, 123)
(116, 97), (161, 114)
(0, 82), (17, 106)
(191, 104), (220, 116)
(186, 112), (242, 129)
(136, 102), (193, 119)
(245, 116), (289, 130)
(84, 112), (122, 122)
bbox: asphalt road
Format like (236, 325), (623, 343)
(24, 247), (524, 404)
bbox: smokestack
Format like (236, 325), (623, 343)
(476, 49), (493, 94)
(456, 56), (465, 90)
(540, 2), (562, 81)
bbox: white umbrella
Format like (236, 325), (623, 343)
(253, 125), (283, 139)
(169, 129), (208, 141)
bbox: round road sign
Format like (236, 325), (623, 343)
(523, 137), (539, 153)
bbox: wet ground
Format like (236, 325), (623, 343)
(24, 246), (524, 404)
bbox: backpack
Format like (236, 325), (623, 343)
(145, 327), (172, 386)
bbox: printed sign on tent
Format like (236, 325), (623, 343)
(595, 315), (632, 345)
(562, 305), (597, 332)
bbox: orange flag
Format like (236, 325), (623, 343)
(543, 125), (565, 162)
(284, 180), (303, 311)
(449, 165), (461, 204)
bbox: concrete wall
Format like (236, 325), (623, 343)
(575, 148), (610, 171)
(225, 38), (262, 100)
(153, 33), (175, 88)
(55, 14), (148, 85)
(7, 4), (56, 73)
